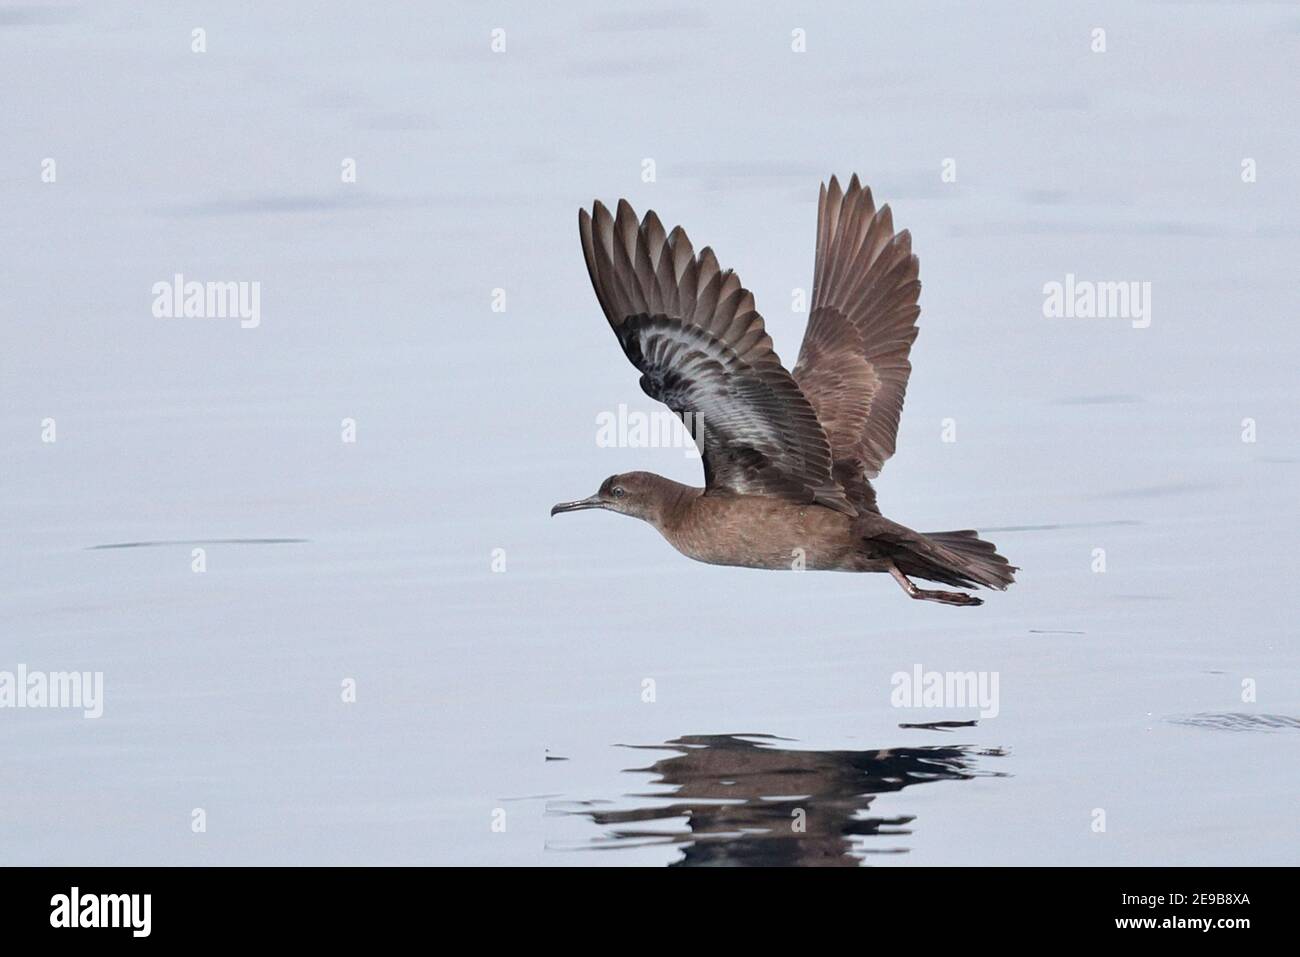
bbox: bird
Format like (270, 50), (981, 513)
(551, 175), (1015, 606)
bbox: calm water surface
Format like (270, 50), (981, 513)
(1, 2), (1296, 866)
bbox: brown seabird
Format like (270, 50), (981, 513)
(552, 175), (1016, 606)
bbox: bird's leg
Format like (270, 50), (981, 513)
(888, 565), (983, 607)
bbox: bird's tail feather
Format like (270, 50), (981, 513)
(905, 529), (1017, 590)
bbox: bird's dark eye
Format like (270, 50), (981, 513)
(612, 486), (625, 498)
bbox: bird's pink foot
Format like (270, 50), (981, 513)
(911, 587), (983, 607)
(888, 564), (983, 606)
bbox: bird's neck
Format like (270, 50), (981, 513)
(648, 478), (704, 532)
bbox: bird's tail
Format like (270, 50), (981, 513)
(901, 529), (1017, 591)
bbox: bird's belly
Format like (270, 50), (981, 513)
(664, 499), (857, 571)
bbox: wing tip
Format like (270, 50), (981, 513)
(585, 200), (669, 237)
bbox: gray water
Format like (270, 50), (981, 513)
(2, 2), (1297, 866)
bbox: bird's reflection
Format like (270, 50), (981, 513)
(566, 733), (1004, 866)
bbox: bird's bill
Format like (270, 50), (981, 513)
(550, 495), (605, 516)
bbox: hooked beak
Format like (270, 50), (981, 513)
(550, 495), (605, 517)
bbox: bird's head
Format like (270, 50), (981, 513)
(550, 471), (676, 525)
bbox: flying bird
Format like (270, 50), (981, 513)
(552, 175), (1015, 606)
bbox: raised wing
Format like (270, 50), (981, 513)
(793, 174), (921, 512)
(579, 199), (854, 515)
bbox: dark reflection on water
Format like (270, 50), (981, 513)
(897, 719), (979, 731)
(87, 538), (308, 550)
(566, 733), (1005, 866)
(1169, 713), (1300, 733)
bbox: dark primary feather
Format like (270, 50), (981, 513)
(793, 174), (922, 513)
(579, 199), (855, 515)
